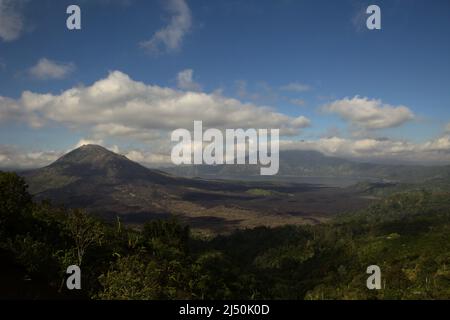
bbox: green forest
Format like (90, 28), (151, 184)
(1, 171), (449, 300)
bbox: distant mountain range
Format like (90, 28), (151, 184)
(163, 149), (450, 184)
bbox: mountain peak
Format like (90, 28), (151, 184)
(52, 144), (126, 167)
(73, 144), (118, 156)
(24, 144), (176, 194)
(77, 144), (110, 152)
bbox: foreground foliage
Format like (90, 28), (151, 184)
(0, 172), (449, 299)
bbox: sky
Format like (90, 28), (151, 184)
(0, 0), (450, 168)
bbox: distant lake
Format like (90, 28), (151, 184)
(198, 175), (381, 188)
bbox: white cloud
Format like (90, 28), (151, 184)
(29, 58), (75, 80)
(125, 149), (171, 165)
(4, 133), (450, 169)
(281, 134), (450, 164)
(0, 70), (310, 137)
(322, 96), (414, 130)
(280, 82), (312, 92)
(0, 0), (25, 42)
(140, 0), (192, 54)
(0, 145), (62, 169)
(422, 135), (450, 152)
(177, 69), (201, 91)
(291, 116), (310, 128)
(73, 139), (104, 149)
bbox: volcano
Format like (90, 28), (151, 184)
(22, 145), (200, 220)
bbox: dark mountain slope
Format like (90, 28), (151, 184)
(22, 145), (210, 218)
(27, 144), (177, 190)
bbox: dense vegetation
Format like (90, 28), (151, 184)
(1, 171), (449, 299)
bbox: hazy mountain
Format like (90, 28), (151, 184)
(164, 150), (350, 179)
(163, 149), (450, 184)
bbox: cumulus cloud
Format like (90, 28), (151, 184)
(422, 135), (450, 152)
(0, 0), (25, 42)
(322, 96), (414, 130)
(140, 0), (192, 54)
(125, 149), (171, 165)
(280, 82), (312, 92)
(177, 69), (201, 91)
(281, 134), (450, 164)
(0, 145), (62, 169)
(73, 138), (104, 149)
(29, 58), (75, 80)
(0, 70), (311, 137)
(291, 116), (310, 128)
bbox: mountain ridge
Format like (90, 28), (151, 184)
(163, 148), (450, 183)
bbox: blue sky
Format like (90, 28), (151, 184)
(0, 0), (450, 167)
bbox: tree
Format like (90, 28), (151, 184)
(66, 209), (104, 266)
(143, 219), (190, 254)
(0, 172), (32, 236)
(97, 255), (162, 300)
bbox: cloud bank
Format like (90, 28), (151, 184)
(0, 70), (311, 137)
(282, 135), (450, 164)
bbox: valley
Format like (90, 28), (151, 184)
(21, 145), (377, 235)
